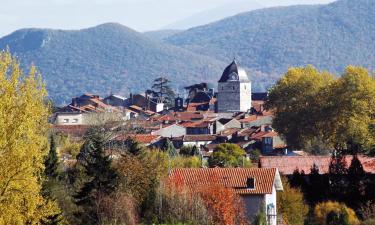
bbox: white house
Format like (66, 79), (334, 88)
(169, 168), (283, 225)
(54, 112), (84, 125)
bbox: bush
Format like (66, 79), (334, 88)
(277, 178), (308, 225)
(361, 218), (375, 225)
(314, 201), (360, 225)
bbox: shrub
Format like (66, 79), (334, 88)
(314, 201), (360, 225)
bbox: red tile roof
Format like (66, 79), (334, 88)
(53, 125), (89, 137)
(260, 155), (375, 175)
(182, 135), (217, 142)
(170, 168), (278, 195)
(113, 134), (161, 144)
(181, 121), (211, 128)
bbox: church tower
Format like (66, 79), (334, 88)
(217, 60), (251, 113)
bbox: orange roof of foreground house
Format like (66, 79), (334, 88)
(170, 168), (283, 195)
(259, 155), (375, 175)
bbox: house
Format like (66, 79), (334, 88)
(215, 117), (241, 134)
(103, 94), (127, 107)
(128, 93), (164, 113)
(54, 112), (84, 125)
(169, 168), (283, 225)
(250, 127), (286, 155)
(172, 134), (217, 148)
(151, 124), (186, 138)
(239, 115), (273, 128)
(259, 155), (375, 175)
(181, 121), (214, 135)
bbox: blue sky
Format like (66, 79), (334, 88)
(0, 0), (335, 37)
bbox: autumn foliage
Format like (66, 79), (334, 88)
(163, 174), (246, 225)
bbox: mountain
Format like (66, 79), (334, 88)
(166, 0), (375, 75)
(165, 0), (264, 30)
(144, 29), (182, 42)
(0, 23), (228, 105)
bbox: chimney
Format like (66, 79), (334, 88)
(246, 177), (255, 189)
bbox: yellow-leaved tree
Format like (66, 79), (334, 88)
(0, 50), (60, 224)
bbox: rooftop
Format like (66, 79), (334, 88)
(170, 168), (283, 195)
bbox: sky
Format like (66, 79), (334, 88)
(0, 0), (335, 37)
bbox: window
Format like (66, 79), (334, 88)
(233, 86), (235, 90)
(63, 119), (69, 123)
(244, 85), (246, 90)
(72, 119), (79, 123)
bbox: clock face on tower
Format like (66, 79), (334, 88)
(229, 72), (238, 81)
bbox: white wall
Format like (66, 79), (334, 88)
(56, 113), (83, 125)
(264, 185), (277, 225)
(183, 140), (213, 147)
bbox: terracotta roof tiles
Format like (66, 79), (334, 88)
(170, 168), (278, 195)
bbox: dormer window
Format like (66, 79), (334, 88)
(246, 177), (255, 189)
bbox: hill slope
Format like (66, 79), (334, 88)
(0, 23), (228, 104)
(166, 0), (375, 75)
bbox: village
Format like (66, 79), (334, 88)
(50, 60), (375, 225)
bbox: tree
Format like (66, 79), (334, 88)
(324, 66), (375, 153)
(0, 50), (60, 224)
(45, 135), (59, 179)
(155, 178), (213, 225)
(277, 178), (308, 225)
(307, 163), (327, 204)
(314, 201), (359, 225)
(74, 126), (119, 225)
(164, 138), (177, 158)
(266, 66), (375, 154)
(326, 210), (349, 225)
(208, 143), (248, 168)
(124, 137), (144, 156)
(265, 66), (334, 150)
(328, 152), (348, 200)
(196, 180), (246, 225)
(151, 76), (176, 107)
(347, 155), (366, 209)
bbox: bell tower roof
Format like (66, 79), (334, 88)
(218, 60), (249, 83)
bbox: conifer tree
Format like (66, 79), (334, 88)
(74, 127), (118, 224)
(165, 138), (177, 158)
(328, 152), (348, 201)
(45, 135), (59, 179)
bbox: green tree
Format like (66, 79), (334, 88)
(266, 66), (375, 154)
(277, 178), (309, 225)
(74, 127), (119, 225)
(0, 50), (61, 224)
(45, 135), (59, 179)
(151, 76), (176, 107)
(124, 137), (144, 156)
(208, 143), (248, 168)
(164, 138), (177, 158)
(265, 66), (334, 150)
(324, 66), (375, 153)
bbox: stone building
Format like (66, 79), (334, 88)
(217, 60), (252, 113)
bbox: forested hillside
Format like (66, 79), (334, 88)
(166, 0), (375, 74)
(0, 23), (227, 104)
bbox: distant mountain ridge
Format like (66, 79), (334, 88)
(0, 23), (228, 105)
(166, 0), (375, 75)
(1, 0), (374, 104)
